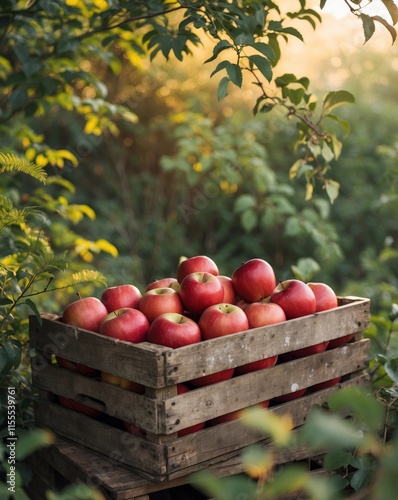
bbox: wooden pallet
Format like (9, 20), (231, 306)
(29, 296), (371, 482)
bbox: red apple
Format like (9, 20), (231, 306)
(281, 340), (329, 361)
(307, 282), (338, 312)
(244, 300), (286, 329)
(58, 395), (102, 418)
(176, 255), (219, 283)
(56, 356), (99, 377)
(101, 284), (142, 312)
(145, 277), (179, 292)
(123, 421), (146, 437)
(147, 312), (202, 348)
(179, 272), (224, 315)
(231, 259), (276, 303)
(217, 275), (238, 304)
(101, 371), (145, 394)
(270, 279), (316, 319)
(272, 387), (306, 404)
(99, 307), (149, 343)
(307, 376), (342, 393)
(207, 400), (269, 426)
(139, 287), (184, 323)
(327, 333), (354, 349)
(62, 296), (108, 332)
(189, 368), (235, 388)
(177, 384), (206, 436)
(235, 355), (278, 376)
(198, 303), (249, 340)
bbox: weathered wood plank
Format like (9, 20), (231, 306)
(34, 400), (167, 481)
(29, 315), (171, 388)
(32, 363), (160, 433)
(163, 373), (369, 479)
(160, 339), (370, 434)
(162, 297), (370, 385)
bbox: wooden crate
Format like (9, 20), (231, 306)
(29, 296), (371, 482)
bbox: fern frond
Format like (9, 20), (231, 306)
(0, 153), (47, 183)
(0, 195), (28, 231)
(70, 270), (107, 286)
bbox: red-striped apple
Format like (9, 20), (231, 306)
(101, 284), (142, 312)
(99, 307), (149, 343)
(180, 272), (224, 315)
(139, 287), (184, 323)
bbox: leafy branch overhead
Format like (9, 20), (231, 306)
(0, 1), (396, 203)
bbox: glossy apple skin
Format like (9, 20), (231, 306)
(270, 279), (316, 320)
(147, 313), (202, 348)
(199, 303), (249, 340)
(235, 354), (278, 375)
(245, 301), (286, 329)
(307, 376), (342, 393)
(56, 356), (99, 377)
(176, 255), (219, 284)
(327, 334), (354, 349)
(207, 400), (269, 426)
(217, 275), (238, 305)
(58, 395), (102, 418)
(145, 277), (179, 292)
(180, 272), (224, 316)
(123, 421), (146, 437)
(177, 384), (205, 436)
(307, 282), (338, 312)
(101, 284), (142, 313)
(62, 296), (108, 332)
(272, 388), (306, 404)
(280, 340), (329, 361)
(189, 368), (235, 388)
(99, 308), (149, 343)
(139, 287), (184, 323)
(231, 258), (276, 303)
(101, 371), (145, 394)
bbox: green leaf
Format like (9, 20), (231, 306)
(324, 179), (340, 204)
(241, 209), (258, 232)
(291, 257), (320, 282)
(328, 386), (385, 432)
(191, 470), (255, 500)
(326, 114), (351, 135)
(321, 142), (335, 163)
(350, 469), (373, 492)
(251, 42), (275, 61)
(204, 39), (233, 64)
(226, 63), (243, 87)
(4, 339), (22, 369)
(248, 55), (273, 82)
(323, 90), (355, 113)
(301, 408), (366, 450)
(323, 448), (351, 473)
(16, 429), (55, 460)
(385, 357), (398, 382)
(234, 194), (257, 213)
(22, 299), (42, 326)
(9, 89), (28, 111)
(275, 73), (297, 87)
(217, 76), (230, 101)
(361, 13), (376, 43)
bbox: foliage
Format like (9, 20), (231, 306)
(0, 0), (395, 203)
(0, 156), (111, 496)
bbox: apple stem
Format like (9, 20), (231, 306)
(279, 280), (285, 291)
(76, 292), (82, 300)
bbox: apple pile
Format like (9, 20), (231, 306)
(58, 255), (345, 429)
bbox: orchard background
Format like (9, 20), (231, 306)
(1, 1), (398, 498)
